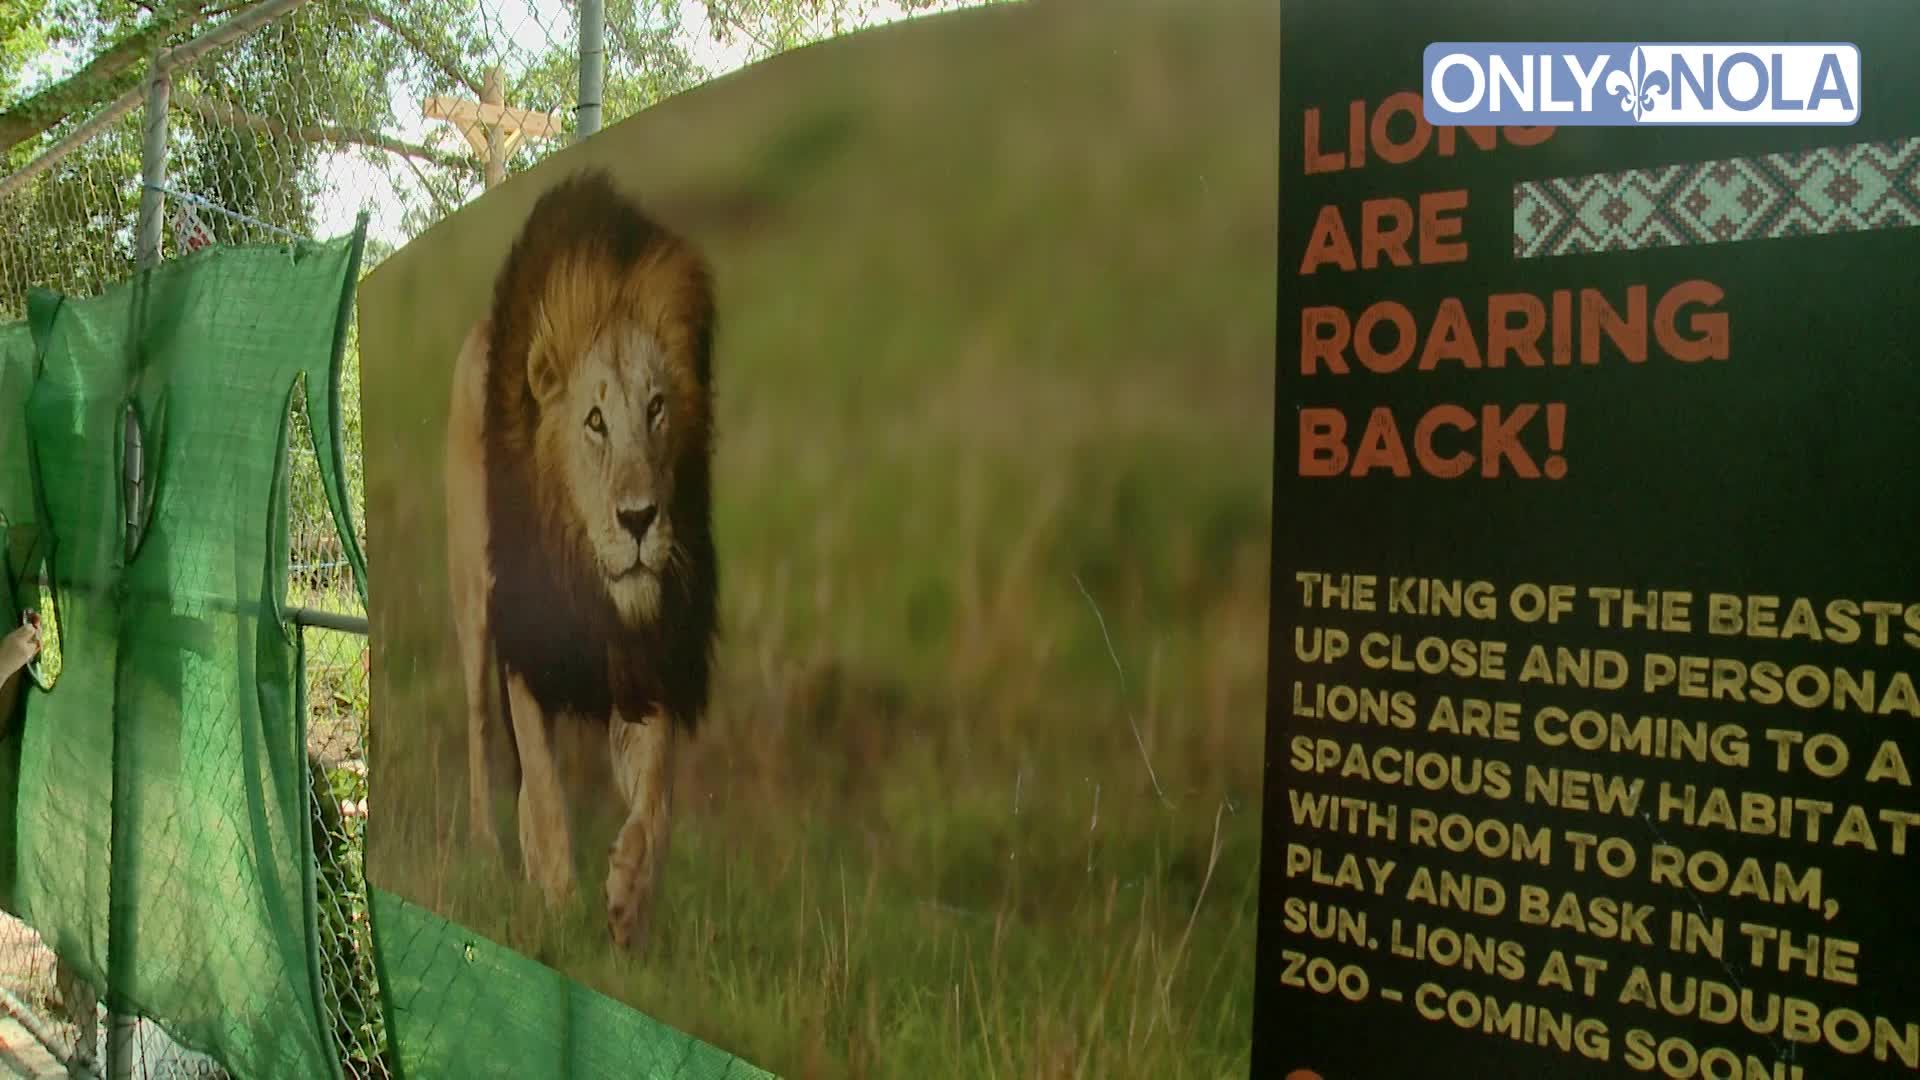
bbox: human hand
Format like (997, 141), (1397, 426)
(1, 619), (41, 681)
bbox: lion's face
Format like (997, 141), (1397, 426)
(532, 321), (684, 626)
(493, 174), (714, 637)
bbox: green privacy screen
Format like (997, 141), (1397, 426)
(358, 0), (1276, 1076)
(0, 228), (365, 1080)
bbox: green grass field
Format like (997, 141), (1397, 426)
(358, 3), (1278, 1076)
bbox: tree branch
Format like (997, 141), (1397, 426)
(395, 151), (460, 218)
(0, 0), (217, 156)
(347, 2), (481, 96)
(173, 92), (479, 174)
(703, 2), (778, 58)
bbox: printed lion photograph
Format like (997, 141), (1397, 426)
(443, 169), (717, 954)
(358, 1), (1278, 1076)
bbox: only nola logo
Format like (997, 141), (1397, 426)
(1421, 43), (1861, 126)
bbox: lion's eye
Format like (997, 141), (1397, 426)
(586, 406), (606, 435)
(646, 394), (666, 428)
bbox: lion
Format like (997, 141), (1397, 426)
(444, 168), (718, 953)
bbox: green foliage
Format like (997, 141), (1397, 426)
(2, 0), (991, 301)
(287, 319), (365, 581)
(311, 747), (386, 1077)
(700, 0), (1015, 62)
(0, 0), (53, 100)
(510, 0), (706, 143)
(0, 109), (141, 309)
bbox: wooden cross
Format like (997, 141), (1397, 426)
(424, 66), (562, 188)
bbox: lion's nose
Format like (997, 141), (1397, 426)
(617, 504), (658, 543)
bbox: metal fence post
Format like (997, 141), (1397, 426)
(135, 57), (173, 270)
(103, 50), (173, 1080)
(577, 0), (605, 142)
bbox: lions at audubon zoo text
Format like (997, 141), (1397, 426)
(444, 169), (719, 953)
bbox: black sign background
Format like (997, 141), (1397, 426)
(1256, 3), (1920, 1077)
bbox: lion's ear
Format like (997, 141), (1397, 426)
(527, 346), (563, 406)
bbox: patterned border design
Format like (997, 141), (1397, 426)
(1512, 138), (1920, 259)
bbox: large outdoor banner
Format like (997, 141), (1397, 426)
(1259, 3), (1920, 1079)
(357, 1), (1277, 1073)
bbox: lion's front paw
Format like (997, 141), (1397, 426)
(607, 891), (652, 955)
(606, 847), (659, 955)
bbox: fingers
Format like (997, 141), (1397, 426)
(7, 621), (40, 656)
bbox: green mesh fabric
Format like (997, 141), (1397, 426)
(371, 889), (775, 1080)
(0, 319), (31, 847)
(0, 228), (365, 1080)
(0, 318), (34, 532)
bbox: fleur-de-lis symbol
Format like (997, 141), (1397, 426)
(1604, 46), (1670, 121)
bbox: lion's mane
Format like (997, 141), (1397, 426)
(479, 169), (717, 734)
